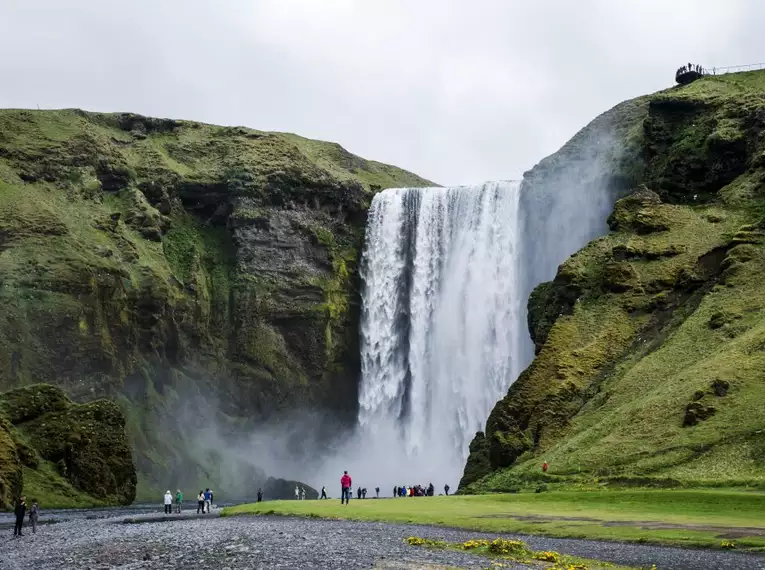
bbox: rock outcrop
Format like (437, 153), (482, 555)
(0, 384), (136, 508)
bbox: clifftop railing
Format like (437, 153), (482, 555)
(707, 62), (765, 75)
(675, 62), (765, 85)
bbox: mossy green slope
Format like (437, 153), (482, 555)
(463, 71), (765, 491)
(0, 384), (135, 508)
(0, 109), (432, 498)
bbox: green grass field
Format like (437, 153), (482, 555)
(224, 490), (765, 551)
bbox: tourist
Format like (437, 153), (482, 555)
(28, 500), (39, 534)
(340, 470), (352, 505)
(175, 489), (183, 513)
(163, 490), (173, 514)
(320, 486), (328, 499)
(295, 485), (299, 500)
(393, 486), (397, 498)
(444, 484), (450, 495)
(542, 461), (549, 473)
(361, 488), (367, 499)
(197, 490), (205, 513)
(14, 496), (26, 537)
(210, 489), (214, 504)
(357, 487), (362, 500)
(204, 488), (212, 513)
(375, 486), (380, 498)
(257, 488), (263, 502)
(299, 487), (305, 500)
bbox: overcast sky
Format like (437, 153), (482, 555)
(1, 1), (763, 185)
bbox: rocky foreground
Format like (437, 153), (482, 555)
(4, 512), (765, 569)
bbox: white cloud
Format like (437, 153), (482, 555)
(1, 0), (762, 184)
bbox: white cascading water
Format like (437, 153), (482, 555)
(355, 181), (531, 487)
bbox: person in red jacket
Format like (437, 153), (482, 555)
(340, 471), (352, 505)
(542, 461), (549, 473)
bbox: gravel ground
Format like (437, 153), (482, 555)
(3, 514), (765, 570)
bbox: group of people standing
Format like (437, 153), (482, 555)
(12, 496), (39, 537)
(395, 483), (447, 497)
(162, 490), (184, 514)
(162, 488), (214, 514)
(675, 62), (706, 82)
(293, 485), (307, 500)
(336, 471), (451, 504)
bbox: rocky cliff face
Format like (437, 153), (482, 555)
(0, 109), (431, 501)
(463, 70), (765, 491)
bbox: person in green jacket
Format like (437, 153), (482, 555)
(175, 489), (183, 513)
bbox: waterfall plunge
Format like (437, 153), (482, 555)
(355, 182), (532, 487)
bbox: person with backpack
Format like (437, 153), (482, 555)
(320, 486), (327, 499)
(28, 500), (39, 534)
(175, 489), (183, 513)
(197, 491), (205, 514)
(340, 471), (352, 505)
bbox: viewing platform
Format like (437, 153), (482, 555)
(675, 61), (765, 85)
(675, 64), (706, 85)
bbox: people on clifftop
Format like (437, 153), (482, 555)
(676, 63), (705, 83)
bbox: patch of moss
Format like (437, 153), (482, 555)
(0, 384), (136, 508)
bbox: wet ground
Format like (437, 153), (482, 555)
(3, 509), (765, 569)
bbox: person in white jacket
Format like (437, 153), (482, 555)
(163, 490), (172, 514)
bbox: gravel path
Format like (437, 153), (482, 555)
(3, 514), (764, 569)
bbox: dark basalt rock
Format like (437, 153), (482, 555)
(683, 401), (717, 427)
(262, 477), (318, 500)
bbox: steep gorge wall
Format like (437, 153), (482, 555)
(0, 109), (431, 499)
(463, 70), (765, 490)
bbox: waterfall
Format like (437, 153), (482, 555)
(355, 181), (531, 486)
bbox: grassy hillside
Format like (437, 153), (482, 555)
(0, 109), (432, 501)
(463, 70), (765, 491)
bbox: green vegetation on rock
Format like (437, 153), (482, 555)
(0, 108), (432, 500)
(0, 384), (136, 508)
(463, 70), (765, 492)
